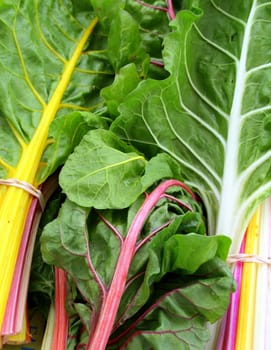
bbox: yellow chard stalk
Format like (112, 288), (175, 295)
(0, 2), (99, 329)
(235, 209), (260, 350)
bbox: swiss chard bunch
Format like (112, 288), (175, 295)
(0, 0), (169, 341)
(40, 130), (234, 350)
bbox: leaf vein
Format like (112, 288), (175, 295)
(246, 62), (271, 76)
(193, 24), (238, 63)
(34, 0), (66, 65)
(12, 25), (45, 107)
(77, 155), (145, 182)
(175, 80), (226, 147)
(160, 89), (222, 186)
(138, 107), (220, 200)
(184, 29), (229, 120)
(210, 0), (246, 26)
(241, 105), (271, 120)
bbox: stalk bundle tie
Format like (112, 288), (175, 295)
(0, 178), (45, 211)
(227, 253), (271, 265)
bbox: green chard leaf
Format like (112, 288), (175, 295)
(111, 0), (271, 252)
(112, 216), (232, 325)
(107, 9), (149, 73)
(59, 129), (147, 208)
(59, 129), (184, 209)
(124, 0), (172, 67)
(41, 192), (233, 350)
(0, 0), (113, 182)
(108, 259), (233, 350)
(98, 0), (173, 119)
(89, 0), (125, 32)
(101, 64), (141, 119)
(38, 111), (108, 182)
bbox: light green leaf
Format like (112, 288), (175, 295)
(141, 152), (183, 189)
(59, 129), (147, 208)
(101, 64), (141, 118)
(162, 233), (232, 273)
(59, 129), (191, 209)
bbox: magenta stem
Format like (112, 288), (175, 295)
(150, 59), (164, 67)
(216, 236), (246, 350)
(1, 197), (39, 334)
(51, 268), (69, 350)
(1, 175), (58, 335)
(167, 0), (176, 19)
(135, 0), (168, 13)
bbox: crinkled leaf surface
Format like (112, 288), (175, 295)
(109, 260), (233, 350)
(41, 200), (101, 312)
(112, 0), (271, 252)
(91, 0), (170, 80)
(0, 0), (112, 181)
(41, 196), (233, 350)
(113, 217), (232, 325)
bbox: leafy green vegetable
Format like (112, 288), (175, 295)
(41, 178), (234, 349)
(59, 129), (147, 208)
(59, 129), (186, 208)
(37, 3), (235, 349)
(0, 0), (112, 334)
(0, 1), (238, 348)
(125, 0), (172, 64)
(109, 260), (233, 350)
(0, 1), (111, 168)
(107, 9), (149, 73)
(101, 64), (141, 119)
(38, 111), (108, 182)
(111, 0), (271, 253)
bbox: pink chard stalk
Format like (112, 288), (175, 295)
(135, 0), (176, 19)
(1, 175), (58, 340)
(51, 268), (68, 350)
(87, 180), (196, 350)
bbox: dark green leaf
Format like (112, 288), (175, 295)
(107, 9), (149, 72)
(101, 64), (141, 118)
(38, 111), (108, 182)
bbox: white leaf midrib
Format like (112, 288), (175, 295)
(216, 0), (257, 237)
